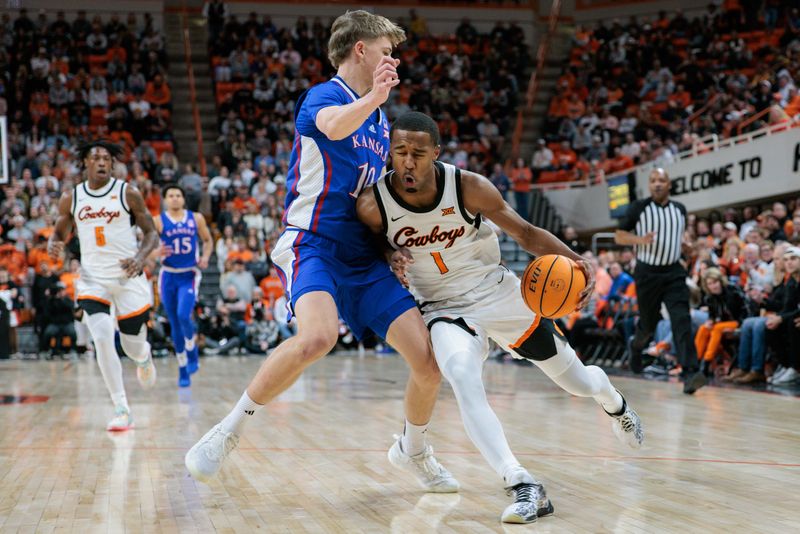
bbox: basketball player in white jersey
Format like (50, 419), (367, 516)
(48, 141), (161, 431)
(357, 112), (644, 524)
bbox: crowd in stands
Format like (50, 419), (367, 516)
(565, 198), (800, 387)
(0, 8), (179, 356)
(535, 3), (800, 184)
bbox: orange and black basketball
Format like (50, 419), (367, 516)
(521, 254), (586, 319)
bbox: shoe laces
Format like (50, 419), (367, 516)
(411, 446), (449, 480)
(203, 427), (239, 463)
(507, 483), (538, 503)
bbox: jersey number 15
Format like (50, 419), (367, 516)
(172, 237), (193, 254)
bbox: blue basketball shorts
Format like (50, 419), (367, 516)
(270, 229), (416, 340)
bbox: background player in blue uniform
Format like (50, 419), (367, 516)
(186, 11), (458, 493)
(154, 185), (212, 387)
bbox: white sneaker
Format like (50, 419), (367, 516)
(106, 406), (134, 431)
(768, 366), (788, 384)
(136, 357), (157, 389)
(609, 394), (644, 449)
(387, 435), (459, 493)
(501, 469), (553, 523)
(185, 423), (240, 483)
(772, 367), (799, 386)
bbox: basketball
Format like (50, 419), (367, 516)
(521, 255), (585, 319)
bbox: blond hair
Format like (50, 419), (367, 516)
(327, 10), (406, 68)
(701, 267), (728, 293)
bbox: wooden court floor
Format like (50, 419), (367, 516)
(1, 354), (798, 533)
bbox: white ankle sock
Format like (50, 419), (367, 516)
(401, 420), (428, 457)
(220, 390), (262, 435)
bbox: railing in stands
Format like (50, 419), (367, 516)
(686, 93), (721, 125)
(530, 119), (799, 192)
(180, 1), (206, 176)
(736, 105), (778, 136)
(509, 0), (561, 163)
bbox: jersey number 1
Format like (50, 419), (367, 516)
(431, 252), (449, 274)
(95, 227), (106, 247)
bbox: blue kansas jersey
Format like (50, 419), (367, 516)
(160, 210), (198, 269)
(284, 76), (390, 258)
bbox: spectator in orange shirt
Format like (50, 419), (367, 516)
(60, 259), (81, 302)
(548, 93), (569, 118)
(609, 147), (634, 173)
(0, 243), (27, 285)
(509, 157), (533, 218)
(144, 73), (171, 109)
(28, 236), (63, 275)
(259, 265), (284, 305)
(566, 93), (586, 121)
(555, 140), (578, 169)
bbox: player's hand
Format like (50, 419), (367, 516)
(198, 257), (209, 269)
(575, 259), (595, 310)
(765, 315), (782, 330)
(119, 257), (144, 278)
(160, 243), (173, 257)
(48, 239), (64, 260)
(640, 231), (656, 245)
(794, 316), (800, 329)
(390, 248), (414, 288)
(370, 56), (401, 105)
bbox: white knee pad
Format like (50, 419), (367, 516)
(120, 325), (151, 364)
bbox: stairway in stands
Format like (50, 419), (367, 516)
(499, 25), (573, 273)
(164, 13), (217, 165)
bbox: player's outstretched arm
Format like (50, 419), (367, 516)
(461, 170), (595, 306)
(356, 185), (413, 286)
(315, 56), (399, 140)
(122, 185), (161, 277)
(47, 191), (74, 260)
(194, 213), (213, 269)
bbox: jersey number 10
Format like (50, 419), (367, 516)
(349, 163), (376, 198)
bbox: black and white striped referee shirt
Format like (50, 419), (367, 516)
(619, 198), (686, 266)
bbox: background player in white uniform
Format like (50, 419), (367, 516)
(48, 141), (161, 431)
(357, 112), (644, 524)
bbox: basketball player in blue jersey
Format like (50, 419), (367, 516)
(154, 185), (212, 387)
(186, 11), (458, 493)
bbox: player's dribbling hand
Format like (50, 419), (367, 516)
(390, 248), (414, 288)
(120, 257), (144, 278)
(371, 56), (401, 105)
(47, 239), (64, 260)
(575, 259), (595, 310)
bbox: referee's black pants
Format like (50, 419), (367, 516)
(631, 262), (698, 373)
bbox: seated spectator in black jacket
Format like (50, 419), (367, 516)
(766, 246), (800, 385)
(695, 267), (745, 369)
(42, 282), (76, 357)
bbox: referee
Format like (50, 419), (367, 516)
(615, 168), (706, 394)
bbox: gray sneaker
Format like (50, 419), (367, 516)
(185, 423), (239, 483)
(501, 470), (554, 523)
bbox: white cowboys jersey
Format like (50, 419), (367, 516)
(72, 178), (138, 281)
(374, 161), (500, 303)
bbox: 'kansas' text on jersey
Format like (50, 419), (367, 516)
(285, 76), (390, 257)
(160, 210), (199, 270)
